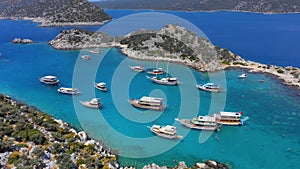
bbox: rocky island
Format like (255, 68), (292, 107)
(0, 0), (111, 26)
(49, 24), (300, 88)
(11, 38), (33, 44)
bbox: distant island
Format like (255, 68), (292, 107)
(0, 0), (112, 26)
(95, 0), (300, 14)
(49, 24), (300, 88)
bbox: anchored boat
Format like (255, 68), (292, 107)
(39, 75), (59, 85)
(129, 96), (165, 111)
(149, 125), (182, 139)
(80, 98), (102, 109)
(129, 65), (145, 72)
(58, 87), (79, 95)
(215, 111), (248, 126)
(175, 115), (219, 131)
(94, 82), (108, 92)
(81, 55), (91, 60)
(196, 83), (221, 92)
(238, 73), (247, 79)
(148, 77), (179, 85)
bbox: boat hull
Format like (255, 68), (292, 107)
(39, 78), (59, 85)
(129, 100), (165, 111)
(80, 101), (102, 109)
(150, 127), (179, 139)
(176, 119), (219, 131)
(196, 84), (220, 92)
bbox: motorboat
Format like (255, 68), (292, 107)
(39, 75), (59, 85)
(196, 83), (221, 92)
(129, 65), (145, 72)
(94, 82), (108, 92)
(57, 87), (79, 95)
(149, 125), (182, 139)
(80, 98), (102, 109)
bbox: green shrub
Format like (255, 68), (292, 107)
(277, 69), (284, 74)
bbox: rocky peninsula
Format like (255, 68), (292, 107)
(49, 24), (300, 89)
(0, 0), (111, 26)
(0, 94), (230, 168)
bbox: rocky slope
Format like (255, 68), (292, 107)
(96, 0), (300, 13)
(0, 0), (111, 26)
(0, 94), (118, 168)
(49, 24), (242, 71)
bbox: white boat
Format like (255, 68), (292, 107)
(94, 82), (108, 92)
(147, 68), (164, 75)
(149, 77), (179, 85)
(196, 83), (221, 92)
(175, 115), (219, 131)
(148, 63), (179, 85)
(238, 73), (247, 79)
(149, 125), (182, 139)
(215, 111), (245, 126)
(129, 65), (145, 72)
(39, 75), (59, 85)
(129, 96), (165, 111)
(57, 87), (79, 95)
(80, 98), (102, 109)
(81, 55), (91, 60)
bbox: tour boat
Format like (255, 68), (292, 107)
(129, 65), (145, 72)
(148, 63), (179, 85)
(94, 82), (108, 92)
(175, 115), (219, 131)
(39, 75), (59, 85)
(238, 73), (247, 78)
(149, 125), (182, 139)
(196, 83), (221, 92)
(129, 96), (165, 111)
(57, 87), (79, 95)
(89, 49), (100, 54)
(148, 76), (179, 85)
(147, 68), (164, 75)
(81, 55), (91, 60)
(215, 111), (245, 126)
(80, 98), (102, 109)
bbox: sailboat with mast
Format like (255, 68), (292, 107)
(147, 61), (165, 75)
(147, 62), (180, 85)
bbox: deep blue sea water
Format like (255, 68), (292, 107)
(0, 10), (300, 169)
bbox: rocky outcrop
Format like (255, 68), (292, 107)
(50, 24), (241, 72)
(0, 0), (111, 26)
(49, 29), (115, 49)
(11, 38), (33, 44)
(142, 160), (229, 169)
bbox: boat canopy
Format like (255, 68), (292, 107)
(140, 96), (163, 103)
(197, 115), (216, 122)
(220, 111), (241, 117)
(97, 82), (106, 86)
(43, 75), (57, 79)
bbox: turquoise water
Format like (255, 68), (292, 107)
(0, 11), (300, 169)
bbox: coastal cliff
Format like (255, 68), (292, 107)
(49, 24), (243, 72)
(0, 0), (111, 26)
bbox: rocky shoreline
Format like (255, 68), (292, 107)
(0, 94), (230, 168)
(222, 60), (300, 89)
(48, 24), (300, 89)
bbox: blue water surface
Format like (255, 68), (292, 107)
(0, 10), (300, 169)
